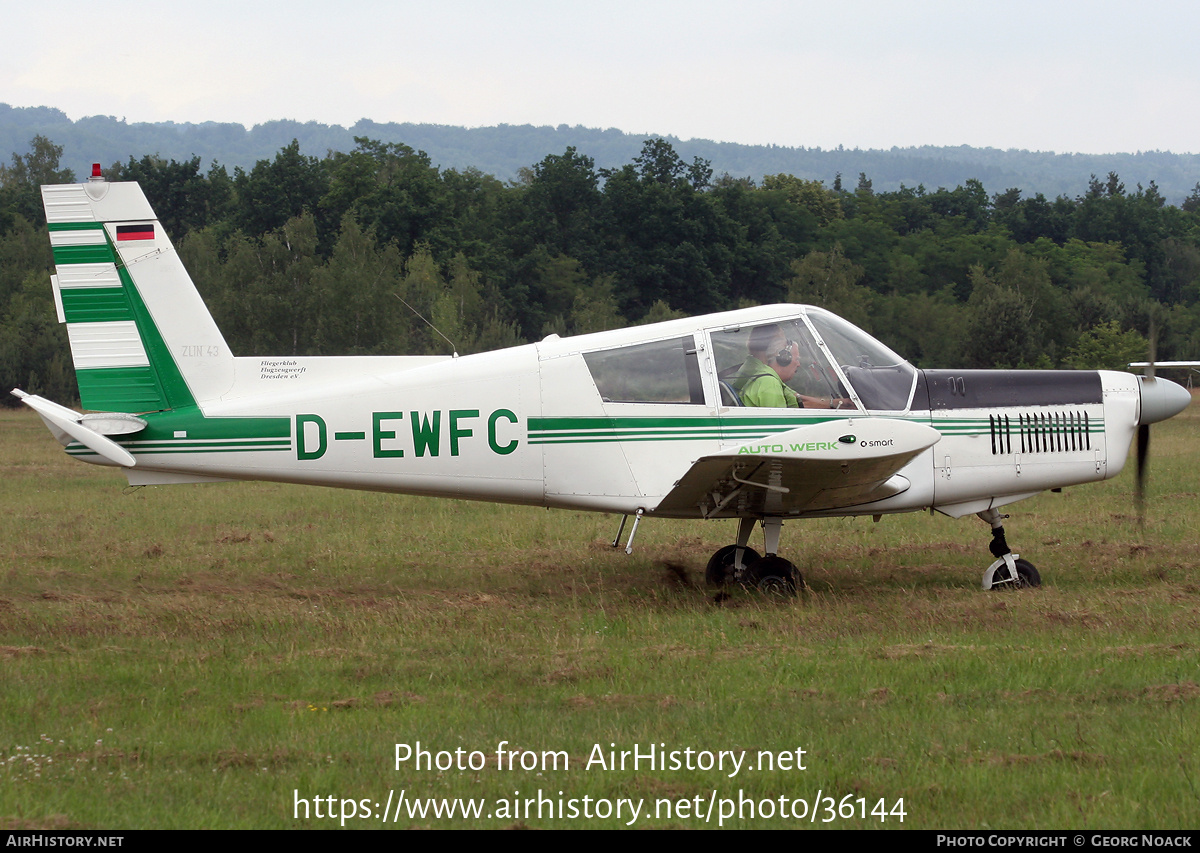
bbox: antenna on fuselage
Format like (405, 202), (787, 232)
(394, 294), (458, 358)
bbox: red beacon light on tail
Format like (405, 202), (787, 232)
(83, 163), (109, 199)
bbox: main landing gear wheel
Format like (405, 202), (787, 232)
(745, 556), (801, 595)
(705, 544), (761, 587)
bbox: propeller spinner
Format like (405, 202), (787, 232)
(1135, 372), (1192, 522)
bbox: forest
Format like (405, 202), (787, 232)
(2, 133), (1200, 408)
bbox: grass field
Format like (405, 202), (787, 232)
(1, 400), (1198, 829)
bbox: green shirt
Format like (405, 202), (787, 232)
(731, 356), (800, 408)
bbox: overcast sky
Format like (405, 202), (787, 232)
(3, 0), (1196, 155)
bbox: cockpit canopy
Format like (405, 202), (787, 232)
(577, 305), (918, 412)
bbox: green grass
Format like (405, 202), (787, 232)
(1, 402), (1198, 829)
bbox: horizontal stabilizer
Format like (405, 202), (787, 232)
(80, 412), (148, 435)
(11, 389), (137, 468)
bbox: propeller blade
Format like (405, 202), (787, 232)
(1136, 319), (1155, 526)
(1135, 423), (1149, 526)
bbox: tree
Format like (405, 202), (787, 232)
(973, 247), (1068, 364)
(926, 179), (990, 232)
(632, 137), (712, 190)
(595, 140), (733, 316)
(1183, 182), (1200, 214)
(1162, 237), (1200, 304)
(430, 253), (491, 354)
(308, 214), (404, 354)
(963, 266), (1037, 368)
(870, 289), (968, 368)
(217, 213), (319, 355)
(637, 300), (686, 325)
(961, 248), (1066, 368)
(517, 147), (601, 263)
(993, 192), (1071, 245)
(513, 249), (590, 337)
(0, 136), (75, 228)
(785, 246), (871, 329)
(0, 270), (74, 403)
(233, 140), (328, 239)
(710, 179), (817, 305)
(321, 138), (446, 257)
(1064, 320), (1147, 370)
(760, 174), (843, 226)
(107, 154), (229, 239)
(568, 275), (623, 335)
(0, 213), (51, 305)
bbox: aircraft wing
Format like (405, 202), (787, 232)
(653, 417), (940, 518)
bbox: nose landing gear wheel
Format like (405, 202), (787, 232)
(984, 555), (1041, 589)
(993, 557), (1040, 589)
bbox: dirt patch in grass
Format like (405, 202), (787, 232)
(0, 645), (46, 657)
(877, 642), (983, 659)
(544, 664), (615, 685)
(1143, 681), (1200, 702)
(978, 749), (1107, 767)
(373, 690), (426, 706)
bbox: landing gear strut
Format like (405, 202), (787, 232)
(706, 517), (802, 594)
(978, 509), (1040, 590)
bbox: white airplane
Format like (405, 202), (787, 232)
(13, 168), (1193, 592)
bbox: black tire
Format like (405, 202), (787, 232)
(1014, 559), (1041, 588)
(705, 544), (761, 587)
(745, 556), (800, 595)
(992, 557), (1041, 589)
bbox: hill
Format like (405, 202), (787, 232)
(3, 103), (1199, 204)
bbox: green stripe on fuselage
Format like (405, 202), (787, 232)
(66, 408), (293, 458)
(135, 408), (292, 442)
(527, 413), (858, 444)
(530, 414), (848, 430)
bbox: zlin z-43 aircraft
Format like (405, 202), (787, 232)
(13, 168), (1193, 593)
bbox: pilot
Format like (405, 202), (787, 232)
(732, 325), (838, 409)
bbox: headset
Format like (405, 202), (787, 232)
(768, 340), (795, 367)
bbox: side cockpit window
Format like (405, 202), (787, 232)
(583, 336), (704, 404)
(712, 320), (846, 408)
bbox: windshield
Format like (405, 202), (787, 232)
(805, 308), (917, 411)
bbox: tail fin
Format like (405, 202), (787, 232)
(42, 169), (233, 412)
